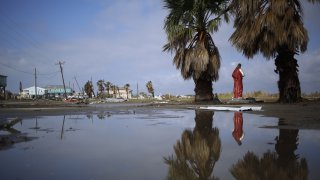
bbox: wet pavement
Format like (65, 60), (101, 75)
(1, 109), (320, 179)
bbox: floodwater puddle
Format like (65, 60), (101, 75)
(0, 109), (319, 179)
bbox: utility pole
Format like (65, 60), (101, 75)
(56, 61), (67, 99)
(34, 68), (37, 99)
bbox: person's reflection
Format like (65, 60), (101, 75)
(232, 112), (244, 145)
(230, 119), (308, 179)
(165, 110), (221, 179)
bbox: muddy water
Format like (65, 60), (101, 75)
(1, 109), (319, 179)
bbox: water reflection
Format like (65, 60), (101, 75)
(60, 115), (65, 140)
(232, 112), (244, 146)
(230, 119), (308, 179)
(0, 118), (35, 150)
(30, 117), (39, 130)
(96, 111), (111, 120)
(165, 110), (221, 179)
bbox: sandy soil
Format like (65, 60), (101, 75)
(1, 99), (320, 129)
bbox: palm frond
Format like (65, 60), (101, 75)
(229, 0), (309, 59)
(163, 0), (229, 81)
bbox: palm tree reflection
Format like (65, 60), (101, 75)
(230, 120), (308, 179)
(232, 112), (244, 146)
(165, 110), (221, 180)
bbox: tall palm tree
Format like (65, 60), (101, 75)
(124, 83), (130, 99)
(84, 81), (93, 98)
(96, 79), (105, 98)
(229, 0), (319, 103)
(104, 81), (111, 97)
(112, 85), (117, 98)
(146, 81), (155, 97)
(163, 0), (229, 102)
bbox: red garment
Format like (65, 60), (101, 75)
(232, 112), (244, 145)
(232, 67), (243, 98)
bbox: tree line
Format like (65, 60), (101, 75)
(83, 80), (155, 99)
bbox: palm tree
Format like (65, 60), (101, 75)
(229, 0), (319, 103)
(84, 81), (93, 98)
(96, 79), (105, 98)
(124, 83), (130, 99)
(112, 85), (116, 98)
(116, 86), (120, 98)
(164, 110), (221, 179)
(105, 81), (111, 97)
(146, 81), (154, 98)
(163, 0), (229, 102)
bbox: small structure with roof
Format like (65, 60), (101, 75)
(0, 75), (7, 99)
(44, 85), (73, 98)
(21, 86), (47, 99)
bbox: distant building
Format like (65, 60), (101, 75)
(107, 87), (132, 99)
(44, 85), (73, 97)
(0, 75), (7, 99)
(20, 85), (73, 99)
(21, 86), (47, 99)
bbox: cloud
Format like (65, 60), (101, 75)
(299, 48), (320, 93)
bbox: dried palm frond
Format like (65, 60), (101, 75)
(229, 0), (309, 59)
(163, 0), (229, 81)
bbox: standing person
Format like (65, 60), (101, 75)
(232, 63), (245, 99)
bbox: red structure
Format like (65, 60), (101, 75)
(232, 64), (244, 98)
(232, 112), (244, 145)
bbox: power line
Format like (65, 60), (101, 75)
(0, 61), (33, 75)
(0, 11), (57, 64)
(0, 61), (59, 76)
(0, 11), (42, 49)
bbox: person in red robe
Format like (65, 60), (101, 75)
(232, 63), (245, 98)
(232, 112), (244, 145)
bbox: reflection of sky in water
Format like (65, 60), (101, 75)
(0, 109), (319, 180)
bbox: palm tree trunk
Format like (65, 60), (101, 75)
(194, 76), (213, 102)
(275, 48), (301, 103)
(126, 90), (128, 99)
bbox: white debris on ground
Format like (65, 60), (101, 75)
(199, 106), (262, 111)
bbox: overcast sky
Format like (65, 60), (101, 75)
(1, 0), (319, 95)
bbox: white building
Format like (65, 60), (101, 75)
(21, 86), (47, 98)
(107, 87), (132, 99)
